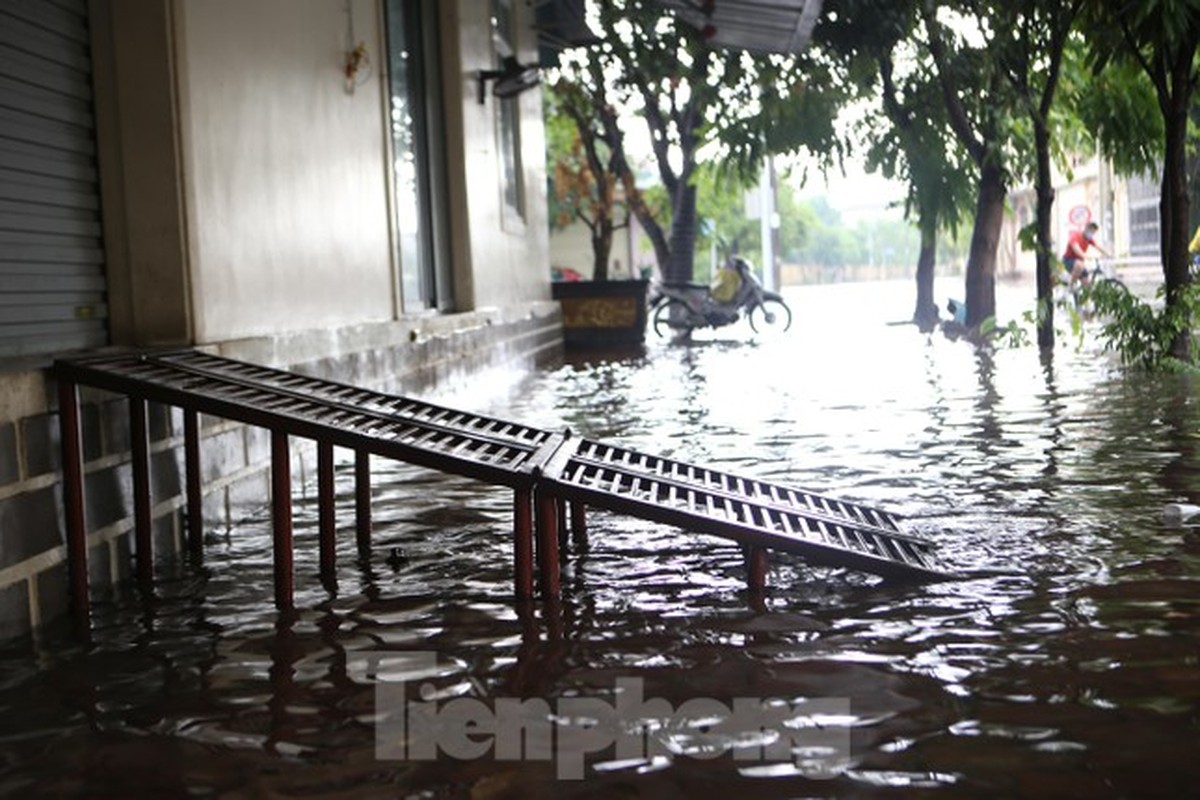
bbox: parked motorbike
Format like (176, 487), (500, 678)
(649, 256), (793, 337)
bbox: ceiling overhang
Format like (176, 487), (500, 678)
(534, 0), (823, 65)
(653, 0), (824, 55)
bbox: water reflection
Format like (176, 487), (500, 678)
(1, 281), (1199, 797)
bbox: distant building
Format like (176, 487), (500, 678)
(1001, 153), (1162, 277)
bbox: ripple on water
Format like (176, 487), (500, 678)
(1, 282), (1199, 797)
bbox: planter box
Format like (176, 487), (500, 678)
(551, 279), (649, 349)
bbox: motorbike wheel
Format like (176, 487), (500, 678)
(652, 299), (693, 337)
(748, 298), (793, 333)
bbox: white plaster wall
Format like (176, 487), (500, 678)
(549, 222), (641, 280)
(174, 0), (394, 342)
(447, 0), (550, 309)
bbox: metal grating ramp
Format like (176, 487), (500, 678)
(58, 349), (555, 488)
(55, 349), (953, 617)
(536, 438), (945, 581)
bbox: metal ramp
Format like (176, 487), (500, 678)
(55, 350), (951, 621)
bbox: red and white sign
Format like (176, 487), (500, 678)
(1068, 205), (1091, 229)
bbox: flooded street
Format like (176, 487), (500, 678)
(2, 279), (1199, 798)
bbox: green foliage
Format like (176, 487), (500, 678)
(1060, 43), (1162, 176)
(1085, 281), (1200, 370)
(559, 0), (848, 282)
(980, 315), (1032, 348)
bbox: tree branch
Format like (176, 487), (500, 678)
(921, 1), (986, 163)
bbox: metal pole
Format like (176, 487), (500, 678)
(130, 397), (153, 585)
(271, 431), (294, 609)
(355, 449), (371, 557)
(57, 375), (89, 621)
(534, 490), (560, 599)
(514, 489), (534, 599)
(570, 501), (587, 548)
(318, 440), (336, 579)
(183, 409), (203, 555)
(746, 545), (769, 595)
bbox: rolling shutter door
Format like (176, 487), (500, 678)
(0, 0), (107, 358)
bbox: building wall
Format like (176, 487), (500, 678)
(0, 0), (563, 640)
(175, 0), (396, 342)
(444, 0), (551, 310)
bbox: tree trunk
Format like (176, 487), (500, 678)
(664, 182), (699, 284)
(591, 221), (613, 281)
(1161, 76), (1193, 361)
(1034, 122), (1056, 349)
(913, 214), (939, 332)
(964, 160), (1006, 328)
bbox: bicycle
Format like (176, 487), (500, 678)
(1055, 257), (1128, 315)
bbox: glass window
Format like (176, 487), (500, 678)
(1127, 171), (1160, 257)
(491, 0), (525, 222)
(385, 0), (451, 312)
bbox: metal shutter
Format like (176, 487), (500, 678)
(0, 0), (107, 359)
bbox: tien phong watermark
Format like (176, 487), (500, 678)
(360, 651), (852, 781)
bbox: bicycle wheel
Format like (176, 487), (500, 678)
(652, 299), (693, 337)
(748, 298), (792, 333)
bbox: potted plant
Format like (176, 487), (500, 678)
(545, 69), (649, 349)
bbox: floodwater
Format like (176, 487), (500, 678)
(2, 278), (1199, 798)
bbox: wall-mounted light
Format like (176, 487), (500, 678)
(476, 56), (541, 104)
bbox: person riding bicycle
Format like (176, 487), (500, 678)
(1062, 222), (1110, 291)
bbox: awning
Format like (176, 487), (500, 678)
(534, 0), (599, 66)
(534, 0), (824, 63)
(655, 0), (824, 55)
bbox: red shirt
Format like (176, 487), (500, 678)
(1062, 229), (1094, 261)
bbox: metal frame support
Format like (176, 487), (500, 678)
(271, 431), (294, 609)
(535, 490), (561, 599)
(746, 545), (769, 595)
(57, 376), (89, 622)
(355, 449), (371, 557)
(130, 397), (153, 584)
(318, 441), (336, 579)
(514, 489), (534, 599)
(184, 409), (203, 554)
(570, 501), (587, 548)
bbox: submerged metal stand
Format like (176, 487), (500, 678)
(55, 349), (953, 631)
(271, 431), (293, 609)
(57, 376), (89, 623)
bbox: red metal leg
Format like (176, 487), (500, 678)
(271, 431), (294, 609)
(570, 501), (587, 548)
(57, 377), (89, 621)
(746, 546), (769, 595)
(130, 397), (153, 584)
(184, 409), (203, 554)
(535, 490), (561, 599)
(557, 497), (568, 552)
(355, 449), (371, 557)
(514, 489), (534, 599)
(318, 440), (336, 579)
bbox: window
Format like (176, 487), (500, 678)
(491, 0), (525, 223)
(1126, 171), (1161, 257)
(385, 0), (452, 312)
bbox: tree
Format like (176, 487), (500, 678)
(560, 0), (843, 284)
(545, 72), (632, 281)
(990, 1), (1083, 349)
(1080, 0), (1200, 360)
(921, 0), (1022, 330)
(818, 0), (970, 331)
